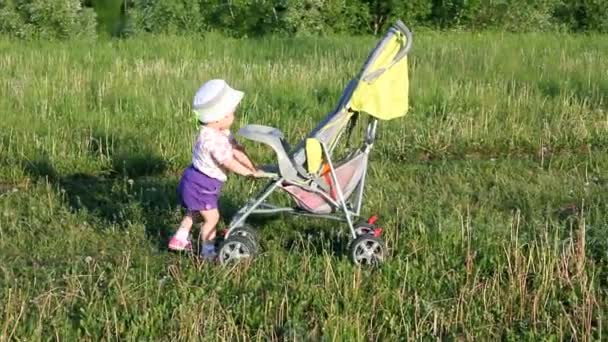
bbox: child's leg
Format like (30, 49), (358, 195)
(199, 209), (220, 259)
(176, 214), (194, 239)
(168, 212), (195, 251)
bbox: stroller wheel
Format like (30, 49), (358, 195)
(218, 236), (256, 265)
(354, 222), (375, 237)
(228, 224), (259, 253)
(349, 235), (386, 266)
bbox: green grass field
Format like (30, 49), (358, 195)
(1, 31), (608, 340)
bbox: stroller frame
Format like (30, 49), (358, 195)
(227, 118), (379, 240)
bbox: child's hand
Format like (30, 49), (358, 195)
(252, 169), (267, 178)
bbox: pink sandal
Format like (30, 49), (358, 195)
(168, 236), (192, 252)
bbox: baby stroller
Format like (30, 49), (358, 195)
(218, 20), (413, 266)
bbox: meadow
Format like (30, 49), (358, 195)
(1, 30), (608, 340)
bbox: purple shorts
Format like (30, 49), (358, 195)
(177, 165), (224, 212)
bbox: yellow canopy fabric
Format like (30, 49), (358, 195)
(349, 33), (409, 121)
(305, 138), (323, 174)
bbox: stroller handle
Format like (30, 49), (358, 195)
(361, 20), (413, 83)
(392, 20), (413, 63)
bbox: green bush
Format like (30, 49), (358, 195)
(428, 0), (568, 31)
(0, 0), (97, 39)
(279, 0), (371, 36)
(553, 0), (608, 33)
(323, 0), (371, 35)
(466, 0), (562, 31)
(0, 0), (25, 38)
(201, 0), (280, 37)
(91, 0), (125, 36)
(126, 0), (370, 37)
(127, 0), (206, 35)
(1, 0), (606, 39)
(364, 0), (432, 34)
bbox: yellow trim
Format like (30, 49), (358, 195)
(305, 138), (323, 174)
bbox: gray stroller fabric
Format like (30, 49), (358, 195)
(282, 151), (369, 214)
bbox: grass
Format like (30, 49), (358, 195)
(1, 30), (608, 340)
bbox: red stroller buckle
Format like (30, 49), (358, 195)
(368, 215), (378, 225)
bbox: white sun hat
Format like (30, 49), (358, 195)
(192, 79), (244, 123)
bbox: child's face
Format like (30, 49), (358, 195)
(217, 111), (235, 129)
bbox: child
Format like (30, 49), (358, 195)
(169, 79), (262, 260)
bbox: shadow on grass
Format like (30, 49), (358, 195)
(20, 130), (356, 257)
(280, 222), (353, 259)
(21, 150), (178, 250)
(20, 150), (278, 253)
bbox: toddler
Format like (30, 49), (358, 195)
(168, 79), (262, 260)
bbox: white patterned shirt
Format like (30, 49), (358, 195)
(192, 126), (234, 181)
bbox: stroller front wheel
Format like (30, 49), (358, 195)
(349, 235), (386, 266)
(227, 224), (260, 254)
(218, 236), (256, 264)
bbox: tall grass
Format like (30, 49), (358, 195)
(1, 31), (607, 340)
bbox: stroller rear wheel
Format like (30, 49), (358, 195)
(228, 224), (260, 254)
(218, 236), (256, 264)
(349, 235), (386, 266)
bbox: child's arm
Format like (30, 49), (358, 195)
(227, 133), (256, 171)
(221, 157), (254, 177)
(232, 148), (256, 171)
(213, 135), (262, 177)
(221, 157), (265, 178)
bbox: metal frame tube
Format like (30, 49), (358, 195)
(286, 210), (348, 222)
(355, 119), (377, 215)
(320, 142), (357, 239)
(250, 208), (295, 215)
(228, 179), (282, 233)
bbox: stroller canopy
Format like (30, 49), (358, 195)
(292, 20), (412, 167)
(349, 21), (411, 121)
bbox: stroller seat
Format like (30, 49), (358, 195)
(240, 122), (371, 214)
